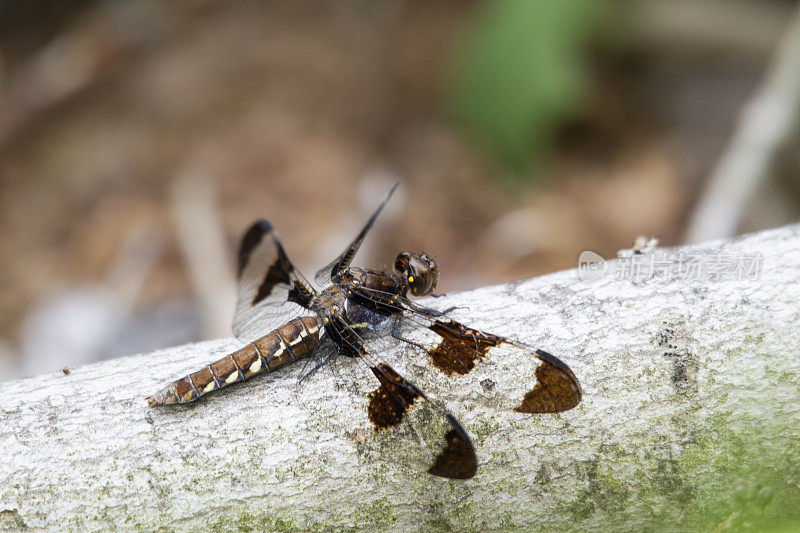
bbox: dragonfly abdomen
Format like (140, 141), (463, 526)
(148, 316), (322, 406)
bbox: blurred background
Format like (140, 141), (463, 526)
(2, 0), (799, 380)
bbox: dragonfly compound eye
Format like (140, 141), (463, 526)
(403, 253), (438, 296)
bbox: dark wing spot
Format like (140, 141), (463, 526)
(287, 284), (313, 309)
(428, 320), (503, 376)
(253, 259), (292, 305)
(515, 350), (582, 413)
(240, 220), (313, 306)
(237, 220), (273, 279)
(367, 363), (421, 429)
(428, 415), (477, 479)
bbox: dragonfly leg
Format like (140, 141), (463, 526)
(410, 301), (465, 317)
(298, 349), (335, 383)
(390, 316), (427, 351)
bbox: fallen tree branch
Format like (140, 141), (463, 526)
(2, 225), (799, 531)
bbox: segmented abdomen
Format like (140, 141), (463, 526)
(147, 316), (322, 406)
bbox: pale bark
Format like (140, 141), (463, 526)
(2, 225), (799, 532)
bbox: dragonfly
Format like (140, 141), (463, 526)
(148, 185), (581, 479)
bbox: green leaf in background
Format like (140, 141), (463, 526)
(448, 0), (606, 177)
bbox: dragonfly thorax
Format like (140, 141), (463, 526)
(312, 285), (348, 321)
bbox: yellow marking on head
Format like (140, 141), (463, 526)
(224, 372), (238, 384)
(250, 359), (262, 373)
(408, 276), (414, 283)
(324, 317), (329, 323)
(203, 382), (215, 393)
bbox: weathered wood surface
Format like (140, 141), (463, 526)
(2, 225), (799, 531)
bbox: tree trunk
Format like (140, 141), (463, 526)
(2, 225), (799, 531)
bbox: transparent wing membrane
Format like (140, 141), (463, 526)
(314, 182), (397, 287)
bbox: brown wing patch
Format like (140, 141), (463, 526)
(367, 363), (422, 429)
(428, 320), (503, 375)
(287, 282), (314, 309)
(252, 253), (314, 309)
(428, 417), (478, 479)
(366, 364), (478, 479)
(515, 350), (582, 413)
(241, 220), (313, 308)
(238, 221), (294, 306)
(237, 220), (271, 278)
(253, 258), (293, 305)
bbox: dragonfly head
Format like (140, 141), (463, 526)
(395, 251), (438, 297)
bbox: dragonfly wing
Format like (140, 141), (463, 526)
(233, 220), (317, 343)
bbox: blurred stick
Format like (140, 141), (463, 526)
(171, 165), (236, 340)
(685, 4), (800, 243)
